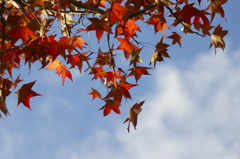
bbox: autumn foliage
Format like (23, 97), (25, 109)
(0, 0), (230, 132)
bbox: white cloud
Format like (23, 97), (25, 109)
(51, 48), (240, 159)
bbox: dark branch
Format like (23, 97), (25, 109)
(164, 4), (205, 37)
(128, 4), (157, 19)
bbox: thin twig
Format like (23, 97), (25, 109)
(128, 4), (157, 19)
(164, 4), (205, 37)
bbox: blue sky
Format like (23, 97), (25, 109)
(1, 1), (240, 159)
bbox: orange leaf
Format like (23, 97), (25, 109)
(104, 70), (123, 86)
(84, 0), (107, 8)
(116, 20), (141, 40)
(47, 59), (73, 84)
(100, 99), (121, 116)
(16, 81), (42, 110)
(90, 66), (106, 81)
(116, 37), (140, 60)
(124, 101), (145, 132)
(68, 36), (88, 52)
(118, 82), (137, 99)
(106, 2), (128, 23)
(88, 88), (102, 100)
(147, 13), (168, 34)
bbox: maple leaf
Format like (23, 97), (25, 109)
(85, 18), (113, 42)
(209, 25), (228, 53)
(150, 37), (170, 68)
(47, 59), (73, 84)
(115, 20), (141, 40)
(193, 10), (210, 26)
(88, 88), (102, 100)
(130, 49), (143, 67)
(94, 48), (112, 66)
(124, 101), (145, 132)
(201, 25), (214, 36)
(118, 82), (137, 99)
(128, 66), (151, 82)
(104, 70), (123, 86)
(147, 13), (169, 34)
(68, 36), (88, 53)
(99, 99), (121, 116)
(116, 37), (140, 60)
(104, 2), (128, 24)
(7, 26), (36, 45)
(90, 66), (106, 81)
(66, 52), (89, 73)
(16, 81), (42, 110)
(167, 32), (182, 47)
(207, 0), (228, 22)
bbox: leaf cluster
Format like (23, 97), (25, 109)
(0, 0), (230, 131)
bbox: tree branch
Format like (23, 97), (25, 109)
(128, 4), (157, 19)
(164, 4), (205, 37)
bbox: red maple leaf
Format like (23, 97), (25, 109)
(118, 82), (137, 99)
(85, 18), (113, 42)
(66, 52), (89, 73)
(88, 88), (102, 100)
(147, 13), (169, 34)
(99, 99), (121, 116)
(128, 66), (151, 82)
(16, 81), (42, 110)
(7, 26), (36, 45)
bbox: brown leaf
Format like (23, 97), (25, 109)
(124, 101), (145, 132)
(209, 25), (228, 53)
(167, 32), (182, 47)
(207, 0), (228, 22)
